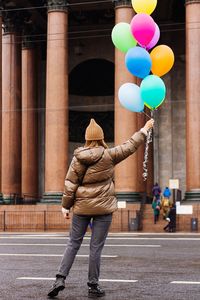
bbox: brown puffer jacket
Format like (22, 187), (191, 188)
(62, 131), (145, 215)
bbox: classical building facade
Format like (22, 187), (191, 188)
(0, 0), (199, 204)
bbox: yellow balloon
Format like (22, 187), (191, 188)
(144, 102), (152, 110)
(132, 0), (157, 15)
(150, 45), (175, 77)
(145, 98), (165, 110)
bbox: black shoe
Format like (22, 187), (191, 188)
(88, 283), (105, 298)
(48, 277), (65, 298)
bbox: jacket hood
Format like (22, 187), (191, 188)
(74, 146), (104, 165)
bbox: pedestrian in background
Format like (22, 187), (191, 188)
(163, 186), (171, 198)
(163, 204), (176, 232)
(47, 118), (154, 298)
(152, 182), (162, 203)
(161, 187), (172, 219)
(152, 198), (161, 224)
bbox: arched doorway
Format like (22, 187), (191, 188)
(69, 59), (114, 159)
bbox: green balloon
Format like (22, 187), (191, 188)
(141, 75), (166, 110)
(111, 22), (137, 53)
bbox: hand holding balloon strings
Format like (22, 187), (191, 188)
(141, 110), (151, 119)
(142, 118), (154, 181)
(143, 128), (153, 181)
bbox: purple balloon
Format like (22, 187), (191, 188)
(146, 23), (160, 50)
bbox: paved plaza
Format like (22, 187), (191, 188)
(0, 232), (200, 300)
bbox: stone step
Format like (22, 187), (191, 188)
(142, 226), (166, 231)
(143, 221), (166, 226)
(143, 216), (167, 221)
(142, 219), (166, 224)
(141, 204), (170, 232)
(142, 228), (166, 233)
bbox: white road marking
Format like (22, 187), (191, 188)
(17, 277), (138, 283)
(18, 277), (56, 280)
(0, 243), (161, 248)
(171, 281), (200, 285)
(1, 234), (65, 237)
(100, 279), (138, 283)
(2, 232), (200, 236)
(0, 236), (200, 241)
(0, 253), (117, 258)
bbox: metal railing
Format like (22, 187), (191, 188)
(0, 211), (70, 232)
(0, 209), (138, 232)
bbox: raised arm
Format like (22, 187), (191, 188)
(108, 119), (154, 165)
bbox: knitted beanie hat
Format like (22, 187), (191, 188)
(85, 119), (104, 141)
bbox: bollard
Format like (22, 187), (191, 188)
(191, 218), (198, 232)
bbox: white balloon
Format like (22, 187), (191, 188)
(118, 83), (144, 112)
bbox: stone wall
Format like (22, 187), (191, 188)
(0, 204), (140, 232)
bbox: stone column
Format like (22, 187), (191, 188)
(44, 0), (68, 202)
(185, 0), (200, 201)
(114, 0), (140, 202)
(0, 3), (3, 203)
(2, 14), (22, 202)
(21, 31), (38, 201)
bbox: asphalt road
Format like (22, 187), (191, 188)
(0, 232), (200, 300)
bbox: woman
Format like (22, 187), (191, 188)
(48, 118), (154, 298)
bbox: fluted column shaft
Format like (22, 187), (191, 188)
(2, 26), (22, 200)
(21, 43), (38, 199)
(0, 6), (2, 202)
(185, 0), (200, 201)
(44, 1), (68, 201)
(114, 1), (140, 202)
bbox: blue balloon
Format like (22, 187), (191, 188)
(125, 46), (152, 79)
(118, 83), (144, 112)
(140, 75), (166, 110)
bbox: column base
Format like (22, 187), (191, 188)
(184, 190), (200, 202)
(2, 194), (24, 205)
(42, 192), (63, 204)
(116, 192), (142, 203)
(0, 193), (4, 204)
(2, 195), (14, 204)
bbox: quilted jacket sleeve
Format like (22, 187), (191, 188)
(62, 157), (86, 209)
(108, 131), (146, 165)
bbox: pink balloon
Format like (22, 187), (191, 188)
(130, 13), (156, 47)
(146, 23), (160, 50)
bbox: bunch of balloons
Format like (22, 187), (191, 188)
(111, 0), (175, 111)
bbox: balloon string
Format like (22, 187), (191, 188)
(142, 128), (153, 181)
(141, 111), (151, 119)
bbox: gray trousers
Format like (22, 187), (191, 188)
(57, 213), (112, 284)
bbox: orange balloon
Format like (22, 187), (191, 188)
(150, 45), (175, 77)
